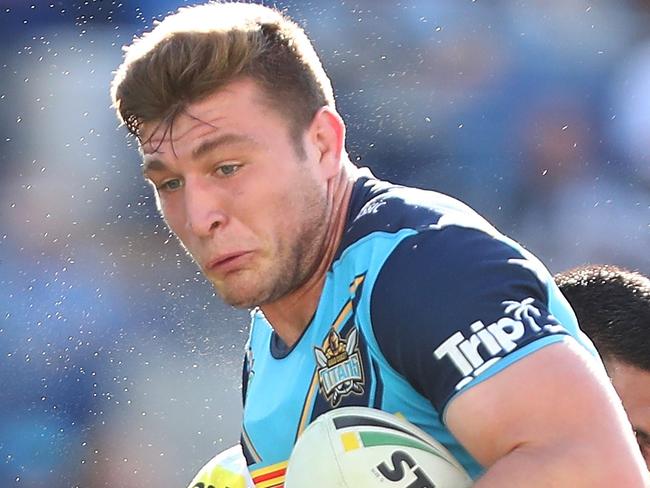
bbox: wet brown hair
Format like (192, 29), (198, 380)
(110, 2), (334, 150)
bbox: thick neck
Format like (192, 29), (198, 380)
(260, 162), (359, 347)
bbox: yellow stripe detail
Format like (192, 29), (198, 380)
(332, 300), (352, 331)
(349, 275), (365, 294)
(341, 432), (361, 452)
(296, 374), (320, 436)
(250, 460), (288, 478)
(256, 477), (285, 488)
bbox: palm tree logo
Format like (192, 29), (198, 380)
(503, 297), (566, 334)
(503, 297), (543, 333)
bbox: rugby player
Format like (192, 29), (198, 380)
(111, 3), (649, 486)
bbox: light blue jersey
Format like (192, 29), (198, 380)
(240, 173), (594, 486)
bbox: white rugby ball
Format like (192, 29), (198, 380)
(284, 407), (473, 488)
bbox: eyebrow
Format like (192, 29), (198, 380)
(142, 133), (256, 176)
(192, 133), (255, 159)
(141, 157), (167, 175)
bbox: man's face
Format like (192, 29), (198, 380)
(140, 78), (332, 308)
(608, 359), (650, 469)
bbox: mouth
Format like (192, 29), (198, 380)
(206, 251), (252, 275)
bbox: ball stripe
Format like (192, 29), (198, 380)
(333, 413), (433, 448)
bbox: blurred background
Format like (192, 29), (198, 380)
(1, 0), (649, 486)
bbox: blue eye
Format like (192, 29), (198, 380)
(216, 164), (241, 177)
(159, 178), (183, 191)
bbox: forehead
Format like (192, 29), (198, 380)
(609, 361), (650, 410)
(140, 78), (283, 159)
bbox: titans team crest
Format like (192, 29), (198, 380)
(314, 327), (364, 406)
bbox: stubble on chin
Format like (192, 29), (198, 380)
(213, 267), (299, 309)
(212, 233), (322, 309)
(209, 275), (258, 309)
(210, 267), (284, 309)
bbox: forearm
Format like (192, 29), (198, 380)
(472, 441), (649, 488)
(446, 342), (649, 487)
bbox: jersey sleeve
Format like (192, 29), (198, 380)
(370, 225), (573, 416)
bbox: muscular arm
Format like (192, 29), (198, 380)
(446, 340), (649, 487)
(370, 220), (648, 484)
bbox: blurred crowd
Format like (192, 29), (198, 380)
(1, 0), (649, 486)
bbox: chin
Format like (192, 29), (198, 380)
(217, 290), (259, 309)
(215, 282), (270, 309)
(212, 265), (302, 308)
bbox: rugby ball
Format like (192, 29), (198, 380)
(284, 407), (473, 488)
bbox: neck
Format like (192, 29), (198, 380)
(260, 162), (358, 347)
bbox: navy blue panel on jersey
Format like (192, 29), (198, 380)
(337, 177), (446, 261)
(371, 225), (570, 413)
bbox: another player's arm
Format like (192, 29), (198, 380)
(446, 340), (649, 487)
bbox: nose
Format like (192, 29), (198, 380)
(184, 176), (227, 236)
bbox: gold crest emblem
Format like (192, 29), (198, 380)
(314, 328), (364, 406)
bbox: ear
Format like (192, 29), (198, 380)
(308, 106), (345, 179)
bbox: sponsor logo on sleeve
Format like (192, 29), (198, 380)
(433, 298), (567, 390)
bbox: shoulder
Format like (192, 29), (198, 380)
(339, 175), (496, 254)
(356, 176), (554, 318)
(353, 181), (578, 412)
(372, 223), (552, 309)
